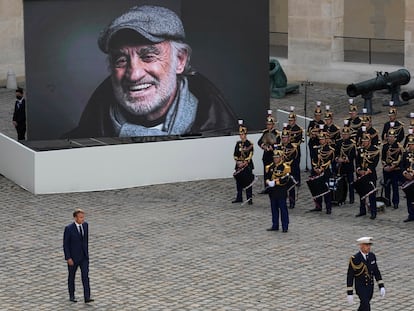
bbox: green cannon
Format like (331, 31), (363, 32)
(269, 58), (299, 98)
(346, 69), (411, 114)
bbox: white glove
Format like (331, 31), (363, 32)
(267, 180), (275, 187)
(380, 287), (386, 298)
(347, 295), (354, 304)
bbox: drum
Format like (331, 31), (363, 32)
(354, 174), (377, 200)
(329, 176), (348, 205)
(233, 166), (256, 190)
(401, 180), (414, 201)
(306, 174), (330, 199)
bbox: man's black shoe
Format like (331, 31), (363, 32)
(403, 218), (414, 222)
(326, 210), (332, 214)
(266, 227), (279, 231)
(248, 200), (253, 205)
(282, 229), (288, 233)
(355, 213), (366, 217)
(349, 200), (354, 204)
(289, 203), (295, 209)
(69, 297), (77, 303)
(393, 204), (399, 209)
(370, 215), (376, 220)
(84, 298), (94, 303)
(232, 199), (242, 203)
(308, 208), (322, 212)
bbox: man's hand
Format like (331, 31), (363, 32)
(12, 121), (17, 127)
(380, 287), (386, 298)
(67, 258), (74, 266)
(267, 180), (275, 187)
(347, 295), (354, 304)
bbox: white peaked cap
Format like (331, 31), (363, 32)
(357, 237), (373, 244)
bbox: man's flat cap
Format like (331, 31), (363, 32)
(98, 5), (185, 53)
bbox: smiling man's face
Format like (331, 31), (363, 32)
(110, 40), (187, 121)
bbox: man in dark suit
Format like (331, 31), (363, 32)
(12, 87), (26, 140)
(63, 208), (94, 303)
(347, 237), (385, 311)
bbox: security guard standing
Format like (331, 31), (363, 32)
(381, 102), (405, 143)
(355, 133), (380, 219)
(265, 149), (291, 232)
(381, 128), (403, 209)
(307, 102), (325, 169)
(279, 128), (299, 208)
(335, 126), (357, 204)
(286, 106), (303, 185)
(401, 136), (414, 222)
(309, 131), (335, 214)
(257, 110), (280, 193)
(323, 106), (340, 146)
(347, 237), (385, 311)
(232, 121), (254, 204)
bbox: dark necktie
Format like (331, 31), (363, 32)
(79, 225), (84, 238)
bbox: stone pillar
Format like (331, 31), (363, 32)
(288, 0), (344, 66)
(405, 0), (414, 72)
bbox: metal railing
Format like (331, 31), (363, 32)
(270, 32), (404, 66)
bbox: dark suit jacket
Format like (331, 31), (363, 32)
(13, 98), (26, 125)
(63, 222), (89, 264)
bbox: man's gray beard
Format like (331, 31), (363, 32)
(111, 70), (179, 116)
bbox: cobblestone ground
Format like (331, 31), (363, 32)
(0, 84), (413, 310)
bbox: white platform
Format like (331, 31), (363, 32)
(0, 133), (264, 194)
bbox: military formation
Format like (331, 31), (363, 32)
(232, 101), (414, 233)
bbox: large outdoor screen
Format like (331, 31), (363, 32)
(23, 0), (269, 140)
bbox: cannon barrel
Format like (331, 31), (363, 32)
(401, 90), (414, 102)
(346, 69), (411, 97)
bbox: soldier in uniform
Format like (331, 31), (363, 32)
(257, 110), (280, 193)
(381, 128), (403, 209)
(401, 136), (414, 222)
(356, 114), (379, 147)
(346, 99), (363, 141)
(308, 131), (335, 214)
(346, 237), (385, 311)
(265, 149), (291, 232)
(402, 112), (414, 148)
(323, 106), (340, 175)
(381, 102), (405, 143)
(307, 101), (325, 169)
(335, 126), (357, 204)
(232, 121), (254, 205)
(286, 107), (303, 185)
(355, 133), (380, 219)
(279, 128), (299, 208)
(323, 106), (340, 146)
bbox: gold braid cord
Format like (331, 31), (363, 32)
(349, 257), (370, 279)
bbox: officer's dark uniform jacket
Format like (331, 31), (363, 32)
(382, 120), (405, 143)
(234, 139), (254, 170)
(401, 149), (414, 175)
(307, 120), (324, 143)
(335, 137), (356, 175)
(356, 127), (379, 147)
(265, 161), (291, 199)
(381, 141), (403, 171)
(279, 142), (299, 167)
(287, 124), (303, 145)
(65, 73), (237, 138)
(356, 144), (380, 180)
(324, 123), (340, 145)
(258, 128), (280, 165)
(347, 116), (363, 140)
(347, 252), (384, 296)
(311, 143), (335, 178)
